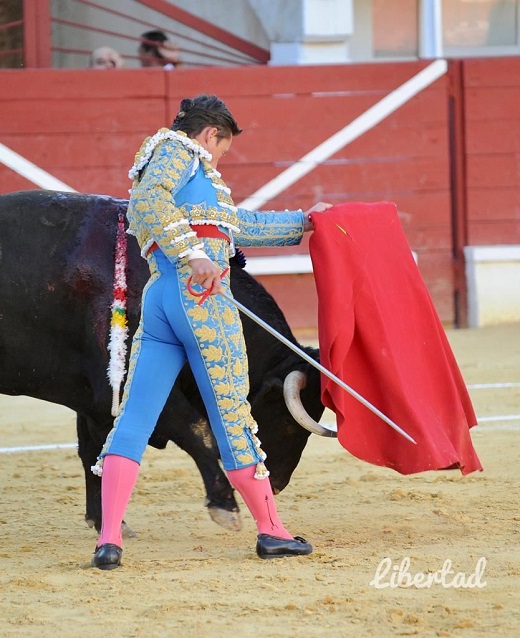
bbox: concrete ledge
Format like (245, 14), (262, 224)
(245, 255), (312, 275)
(244, 251), (417, 276)
(464, 245), (520, 327)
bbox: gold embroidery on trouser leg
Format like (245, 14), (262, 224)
(182, 239), (268, 474)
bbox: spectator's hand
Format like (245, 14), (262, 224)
(303, 201), (333, 231)
(189, 258), (222, 295)
(159, 41), (181, 65)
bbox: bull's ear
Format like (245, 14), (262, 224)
(249, 378), (303, 432)
(249, 377), (283, 411)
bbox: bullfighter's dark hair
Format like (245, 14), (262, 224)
(171, 94), (242, 139)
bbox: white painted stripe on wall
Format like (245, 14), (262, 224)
(238, 59), (448, 210)
(0, 143), (77, 192)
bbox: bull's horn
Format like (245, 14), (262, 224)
(283, 370), (337, 438)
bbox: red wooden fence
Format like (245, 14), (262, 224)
(1, 59), (518, 334)
(463, 58), (520, 245)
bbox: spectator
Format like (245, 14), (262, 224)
(89, 46), (124, 69)
(138, 30), (181, 69)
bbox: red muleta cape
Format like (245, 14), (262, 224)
(309, 203), (482, 475)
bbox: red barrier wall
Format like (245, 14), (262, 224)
(462, 58), (520, 245)
(1, 60), (518, 333)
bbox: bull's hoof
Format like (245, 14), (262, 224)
(121, 521), (137, 538)
(91, 543), (122, 570)
(207, 506), (242, 531)
(85, 517), (96, 530)
(256, 534), (313, 559)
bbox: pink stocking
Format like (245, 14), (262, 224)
(97, 454), (140, 548)
(226, 466), (292, 539)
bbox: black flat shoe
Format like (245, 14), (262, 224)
(91, 543), (123, 570)
(256, 534), (313, 559)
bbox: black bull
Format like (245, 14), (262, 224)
(0, 190), (325, 533)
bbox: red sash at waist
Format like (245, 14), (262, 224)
(190, 224), (230, 242)
(148, 224), (230, 255)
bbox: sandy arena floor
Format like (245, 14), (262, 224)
(0, 324), (519, 637)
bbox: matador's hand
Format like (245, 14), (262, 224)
(189, 258), (222, 295)
(303, 201), (333, 231)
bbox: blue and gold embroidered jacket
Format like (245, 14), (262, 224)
(127, 129), (305, 262)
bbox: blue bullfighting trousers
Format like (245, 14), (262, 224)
(99, 238), (265, 470)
